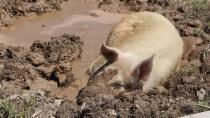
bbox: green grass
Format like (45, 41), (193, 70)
(0, 97), (36, 118)
(196, 97), (210, 110)
(0, 99), (16, 118)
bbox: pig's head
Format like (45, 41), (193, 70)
(100, 42), (154, 90)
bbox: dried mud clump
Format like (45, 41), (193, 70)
(56, 68), (208, 118)
(0, 34), (83, 97)
(31, 34), (83, 64)
(0, 0), (68, 27)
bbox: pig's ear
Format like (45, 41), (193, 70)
(132, 55), (154, 81)
(101, 42), (121, 62)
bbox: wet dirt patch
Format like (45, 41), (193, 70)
(0, 0), (210, 117)
(0, 0), (68, 28)
(0, 0), (125, 117)
(56, 0), (210, 117)
(0, 34), (83, 98)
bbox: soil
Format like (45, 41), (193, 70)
(0, 90), (63, 118)
(0, 0), (68, 28)
(0, 0), (210, 117)
(56, 0), (210, 118)
(0, 34), (83, 117)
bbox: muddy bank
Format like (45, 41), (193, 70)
(0, 34), (83, 93)
(0, 0), (124, 103)
(0, 0), (210, 117)
(56, 0), (210, 117)
(0, 0), (68, 28)
(0, 34), (83, 117)
(56, 65), (210, 117)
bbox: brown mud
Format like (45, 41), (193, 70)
(0, 0), (125, 117)
(0, 0), (68, 28)
(56, 0), (210, 118)
(0, 0), (210, 117)
(0, 0), (124, 102)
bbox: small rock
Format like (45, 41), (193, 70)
(37, 90), (45, 97)
(173, 14), (184, 21)
(180, 102), (195, 114)
(0, 64), (4, 73)
(197, 88), (206, 101)
(48, 52), (59, 63)
(10, 94), (20, 100)
(37, 65), (55, 78)
(182, 76), (196, 84)
(59, 62), (71, 70)
(204, 25), (210, 34)
(198, 76), (205, 82)
(56, 73), (67, 87)
(107, 109), (117, 116)
(27, 53), (45, 66)
(187, 20), (201, 27)
(182, 27), (194, 36)
(55, 99), (62, 106)
(194, 20), (202, 27)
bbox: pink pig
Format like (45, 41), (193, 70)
(90, 11), (184, 91)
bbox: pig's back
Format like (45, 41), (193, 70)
(106, 11), (182, 54)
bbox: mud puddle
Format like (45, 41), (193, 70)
(0, 0), (124, 102)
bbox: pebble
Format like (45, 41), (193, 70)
(197, 88), (206, 101)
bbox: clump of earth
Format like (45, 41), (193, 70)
(0, 0), (68, 27)
(56, 0), (210, 117)
(0, 34), (83, 117)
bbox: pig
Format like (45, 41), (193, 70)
(89, 11), (184, 91)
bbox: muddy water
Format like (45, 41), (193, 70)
(0, 0), (124, 101)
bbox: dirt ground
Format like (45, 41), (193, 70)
(0, 0), (210, 118)
(0, 34), (83, 117)
(56, 0), (210, 118)
(0, 0), (68, 28)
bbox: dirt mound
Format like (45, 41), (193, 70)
(56, 0), (210, 117)
(0, 0), (68, 27)
(0, 34), (83, 97)
(101, 0), (210, 35)
(0, 90), (63, 118)
(56, 65), (209, 117)
(57, 92), (200, 118)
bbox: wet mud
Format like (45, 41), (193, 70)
(0, 0), (210, 117)
(0, 0), (68, 28)
(56, 0), (210, 118)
